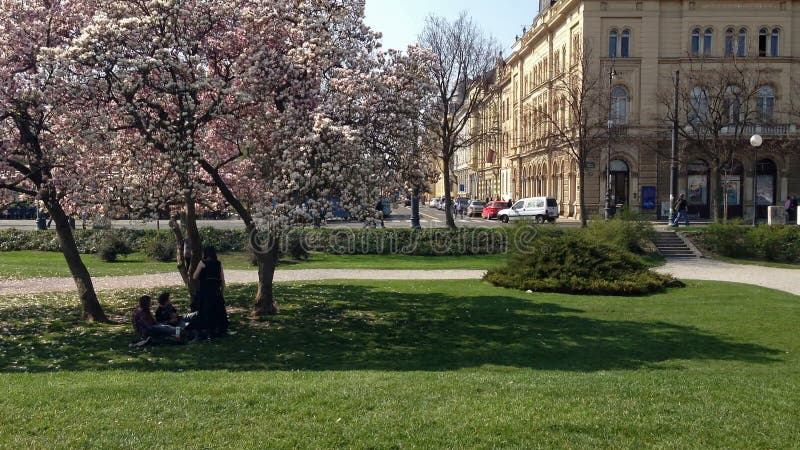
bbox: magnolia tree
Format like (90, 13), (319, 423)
(62, 0), (433, 315)
(60, 0), (266, 290)
(0, 0), (109, 322)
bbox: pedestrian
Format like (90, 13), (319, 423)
(507, 198), (513, 208)
(672, 193), (689, 227)
(375, 198), (385, 228)
(786, 195), (795, 222)
(190, 246), (229, 338)
(457, 199), (465, 218)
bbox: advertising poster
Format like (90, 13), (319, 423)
(722, 176), (740, 206)
(641, 186), (656, 210)
(687, 175), (707, 205)
(756, 175), (774, 206)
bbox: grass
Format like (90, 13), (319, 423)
(0, 251), (508, 279)
(711, 255), (800, 269)
(0, 280), (798, 448)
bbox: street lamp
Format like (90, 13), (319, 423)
(604, 64), (617, 220)
(750, 134), (762, 226)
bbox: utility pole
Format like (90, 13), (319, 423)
(669, 70), (680, 225)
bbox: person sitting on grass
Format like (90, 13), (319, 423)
(131, 295), (182, 347)
(155, 292), (180, 326)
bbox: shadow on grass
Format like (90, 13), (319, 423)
(0, 282), (783, 373)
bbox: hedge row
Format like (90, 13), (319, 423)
(0, 227), (513, 256)
(686, 223), (800, 263)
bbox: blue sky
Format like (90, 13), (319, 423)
(364, 0), (540, 54)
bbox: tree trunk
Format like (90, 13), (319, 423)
(711, 162), (724, 222)
(169, 217), (191, 290)
(442, 154), (456, 229)
(578, 164), (588, 227)
(253, 240), (280, 316)
(178, 194), (203, 295)
(45, 200), (109, 322)
(411, 188), (421, 229)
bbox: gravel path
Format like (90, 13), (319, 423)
(0, 269), (487, 296)
(0, 259), (797, 296)
(655, 259), (799, 296)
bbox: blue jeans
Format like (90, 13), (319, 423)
(147, 323), (178, 338)
(673, 211), (689, 227)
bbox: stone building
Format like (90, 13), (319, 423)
(462, 0), (800, 220)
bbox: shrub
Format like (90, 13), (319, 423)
(687, 223), (800, 263)
(484, 233), (681, 296)
(97, 232), (133, 262)
(580, 214), (654, 254)
(144, 232), (176, 262)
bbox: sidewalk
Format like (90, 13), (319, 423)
(1, 258), (798, 296)
(0, 269), (487, 296)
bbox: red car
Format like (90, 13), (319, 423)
(481, 201), (506, 219)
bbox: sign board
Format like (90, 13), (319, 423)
(585, 161), (596, 169)
(641, 186), (656, 210)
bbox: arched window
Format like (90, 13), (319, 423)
(771, 28), (780, 56)
(725, 28), (735, 57)
(756, 85), (775, 123)
(609, 30), (618, 58)
(724, 86), (742, 125)
(738, 28), (747, 57)
(759, 27), (768, 56)
(610, 86), (628, 125)
(704, 28), (713, 55)
(691, 28), (701, 55)
(621, 29), (630, 58)
(690, 87), (709, 124)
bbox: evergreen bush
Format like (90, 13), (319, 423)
(97, 232), (133, 262)
(144, 232), (176, 262)
(484, 233), (681, 295)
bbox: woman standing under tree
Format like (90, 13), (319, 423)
(191, 246), (229, 337)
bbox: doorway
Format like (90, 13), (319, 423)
(610, 159), (629, 208)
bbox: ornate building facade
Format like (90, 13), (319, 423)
(459, 0), (800, 220)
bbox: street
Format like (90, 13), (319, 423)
(0, 205), (583, 230)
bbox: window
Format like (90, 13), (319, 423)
(609, 30), (618, 58)
(724, 86), (742, 125)
(610, 86), (628, 125)
(738, 28), (747, 57)
(725, 28), (734, 57)
(756, 86), (775, 123)
(759, 28), (768, 56)
(690, 87), (709, 123)
(621, 30), (630, 57)
(691, 28), (701, 55)
(771, 28), (780, 56)
(703, 28), (713, 55)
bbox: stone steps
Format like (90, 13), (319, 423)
(653, 231), (698, 259)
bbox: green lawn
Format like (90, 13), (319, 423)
(0, 251), (508, 279)
(0, 280), (798, 448)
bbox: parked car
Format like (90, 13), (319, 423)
(466, 200), (485, 217)
(429, 198), (440, 208)
(497, 197), (559, 223)
(437, 196), (448, 210)
(481, 201), (506, 219)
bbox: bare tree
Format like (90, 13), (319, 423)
(418, 12), (499, 228)
(658, 58), (768, 221)
(529, 42), (608, 227)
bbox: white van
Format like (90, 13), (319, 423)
(497, 197), (559, 223)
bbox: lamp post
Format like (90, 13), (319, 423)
(750, 134), (762, 226)
(669, 70), (680, 225)
(604, 64), (617, 220)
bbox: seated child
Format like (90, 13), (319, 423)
(155, 292), (180, 325)
(131, 295), (182, 347)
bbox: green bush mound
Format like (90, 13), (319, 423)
(97, 232), (133, 262)
(144, 232), (176, 262)
(688, 223), (800, 263)
(484, 233), (681, 296)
